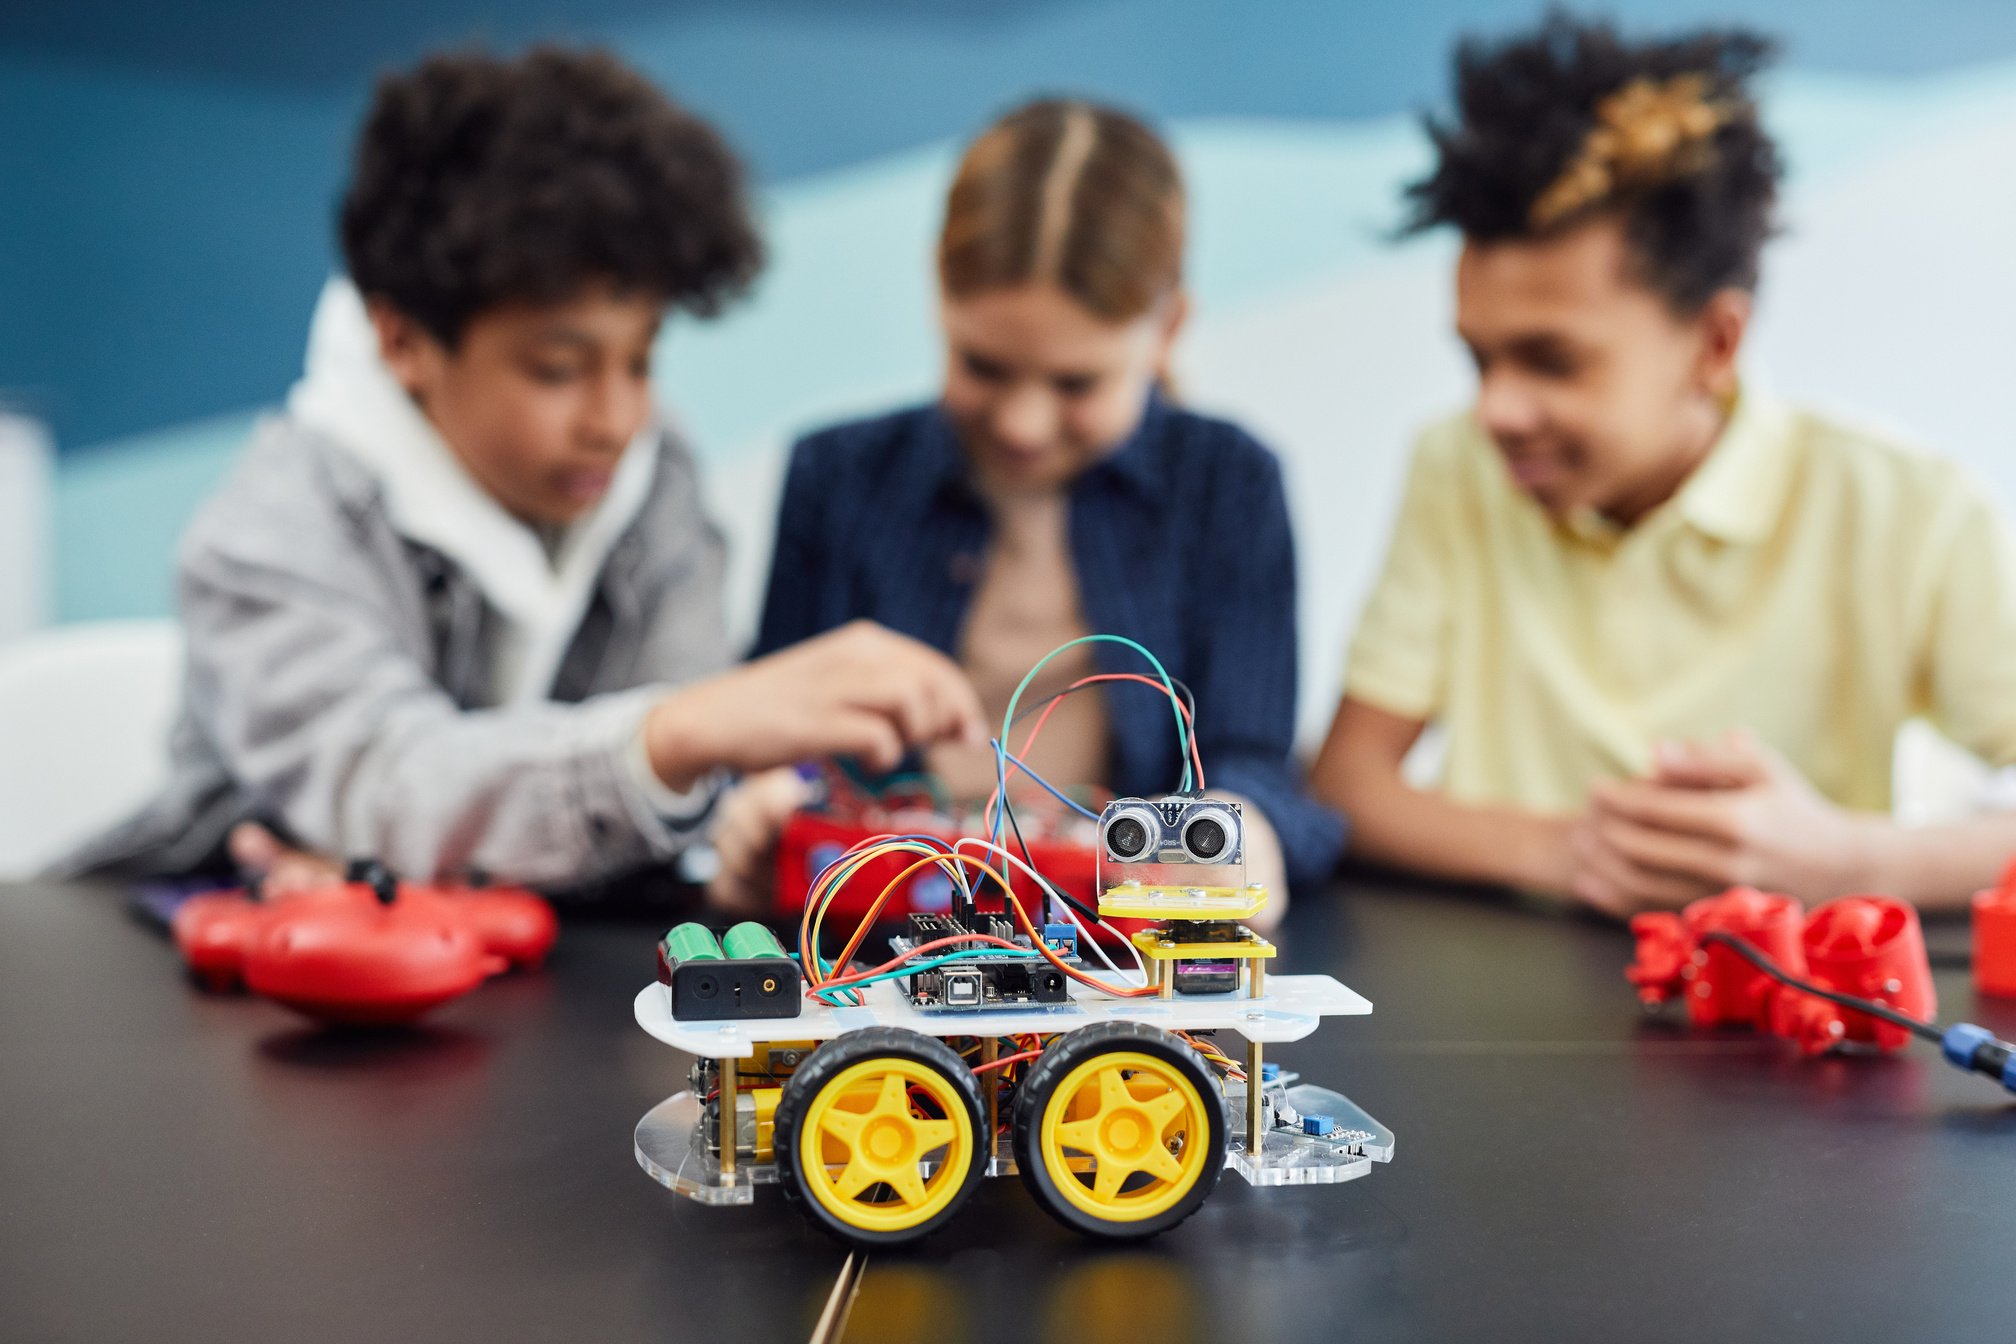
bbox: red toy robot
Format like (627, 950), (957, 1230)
(1627, 886), (1805, 1029)
(1627, 887), (1936, 1055)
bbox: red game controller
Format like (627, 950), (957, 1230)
(172, 861), (557, 1024)
(1627, 887), (1936, 1055)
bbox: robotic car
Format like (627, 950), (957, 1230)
(631, 638), (1395, 1244)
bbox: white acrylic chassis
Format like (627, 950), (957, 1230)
(632, 972), (1396, 1205)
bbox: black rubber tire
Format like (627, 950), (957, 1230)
(773, 1027), (986, 1246)
(1010, 1020), (1226, 1240)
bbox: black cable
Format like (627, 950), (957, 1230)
(1699, 931), (1943, 1044)
(980, 671), (1202, 935)
(991, 677), (1149, 928)
(1002, 787), (1103, 927)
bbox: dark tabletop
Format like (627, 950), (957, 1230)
(3, 876), (2014, 1344)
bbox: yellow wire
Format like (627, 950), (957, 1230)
(802, 837), (1148, 998)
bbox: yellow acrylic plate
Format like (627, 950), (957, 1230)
(1131, 930), (1277, 962)
(1097, 883), (1270, 921)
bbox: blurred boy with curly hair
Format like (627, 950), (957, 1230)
(65, 47), (983, 891)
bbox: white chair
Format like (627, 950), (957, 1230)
(0, 620), (184, 879)
(0, 410), (53, 640)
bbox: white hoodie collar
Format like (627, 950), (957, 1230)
(286, 277), (659, 706)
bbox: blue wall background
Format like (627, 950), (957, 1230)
(10, 0), (2016, 632)
(14, 0), (2016, 450)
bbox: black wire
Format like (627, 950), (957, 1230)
(982, 671), (1198, 932)
(1002, 786), (1104, 926)
(994, 676), (1157, 928)
(1699, 931), (1944, 1044)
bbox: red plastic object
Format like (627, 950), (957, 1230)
(777, 811), (1095, 918)
(775, 808), (1156, 949)
(1628, 887), (1806, 1028)
(1626, 887), (1936, 1056)
(403, 881), (558, 970)
(173, 875), (555, 989)
(762, 781), (1161, 943)
(242, 894), (501, 1025)
(170, 867), (556, 1024)
(173, 883), (370, 991)
(1972, 860), (2016, 998)
(1798, 896), (1935, 1051)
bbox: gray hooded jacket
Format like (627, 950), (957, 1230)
(58, 281), (732, 886)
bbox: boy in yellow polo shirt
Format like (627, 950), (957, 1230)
(1312, 14), (2016, 914)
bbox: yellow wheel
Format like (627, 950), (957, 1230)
(773, 1028), (984, 1245)
(1011, 1022), (1225, 1238)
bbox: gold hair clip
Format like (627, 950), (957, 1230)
(1530, 73), (1728, 229)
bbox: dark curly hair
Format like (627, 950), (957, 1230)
(1401, 11), (1782, 313)
(339, 46), (764, 345)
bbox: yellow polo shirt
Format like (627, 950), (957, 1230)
(1344, 389), (2016, 813)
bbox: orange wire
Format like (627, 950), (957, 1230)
(803, 837), (975, 978)
(1017, 672), (1204, 790)
(814, 931), (1031, 991)
(803, 840), (906, 971)
(809, 842), (1155, 999)
(823, 850), (1012, 983)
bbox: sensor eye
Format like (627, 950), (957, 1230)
(1105, 815), (1151, 861)
(1184, 816), (1227, 860)
(1178, 803), (1240, 863)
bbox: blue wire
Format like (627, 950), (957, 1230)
(989, 633), (1194, 847)
(988, 743), (1102, 824)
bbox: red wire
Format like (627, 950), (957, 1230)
(810, 932), (1032, 992)
(1016, 672), (1205, 791)
(971, 1049), (1043, 1075)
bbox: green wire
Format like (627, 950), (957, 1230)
(803, 840), (972, 982)
(804, 840), (995, 1002)
(998, 634), (1192, 793)
(812, 945), (1043, 1004)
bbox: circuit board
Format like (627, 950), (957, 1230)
(891, 912), (1081, 1011)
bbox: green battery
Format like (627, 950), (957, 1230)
(662, 922), (724, 965)
(722, 921), (788, 962)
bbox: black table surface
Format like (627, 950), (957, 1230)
(4, 876), (2015, 1344)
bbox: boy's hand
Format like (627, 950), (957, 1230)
(227, 822), (345, 893)
(704, 766), (816, 917)
(1569, 730), (1868, 916)
(645, 621), (987, 790)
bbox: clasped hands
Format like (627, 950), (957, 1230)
(1560, 729), (1873, 917)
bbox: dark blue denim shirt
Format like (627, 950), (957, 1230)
(752, 395), (1346, 889)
